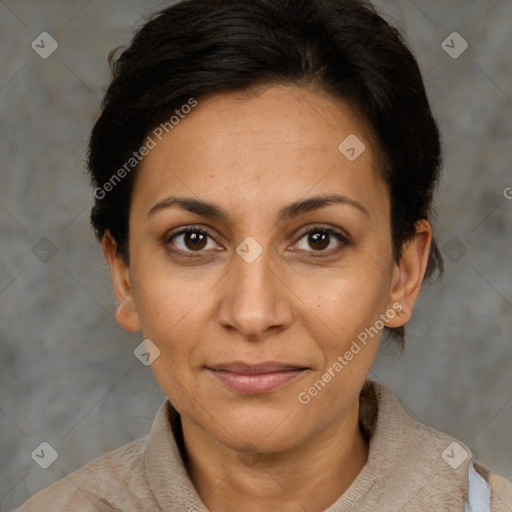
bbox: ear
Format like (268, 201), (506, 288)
(102, 231), (142, 332)
(386, 220), (432, 328)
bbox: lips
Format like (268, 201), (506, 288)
(206, 361), (308, 394)
(208, 362), (307, 373)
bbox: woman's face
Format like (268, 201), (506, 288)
(107, 84), (427, 454)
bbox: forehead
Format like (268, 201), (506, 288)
(132, 84), (387, 221)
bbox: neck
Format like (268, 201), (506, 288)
(181, 397), (369, 512)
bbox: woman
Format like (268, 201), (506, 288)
(16, 0), (512, 510)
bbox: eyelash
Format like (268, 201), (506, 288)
(163, 224), (352, 259)
(298, 225), (352, 256)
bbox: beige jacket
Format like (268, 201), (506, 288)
(15, 380), (512, 511)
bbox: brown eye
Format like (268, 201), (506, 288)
(183, 231), (207, 250)
(294, 226), (351, 254)
(168, 228), (218, 253)
(307, 232), (330, 251)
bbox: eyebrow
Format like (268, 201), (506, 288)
(147, 193), (369, 222)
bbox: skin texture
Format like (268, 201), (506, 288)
(103, 84), (432, 512)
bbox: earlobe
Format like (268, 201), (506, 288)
(386, 220), (432, 328)
(115, 298), (142, 333)
(102, 231), (142, 333)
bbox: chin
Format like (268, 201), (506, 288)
(209, 403), (310, 453)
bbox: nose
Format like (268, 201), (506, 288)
(216, 244), (294, 341)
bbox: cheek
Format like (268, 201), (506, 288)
(296, 261), (392, 336)
(130, 254), (218, 338)
(129, 257), (222, 385)
(293, 270), (390, 407)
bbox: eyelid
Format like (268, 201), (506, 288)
(295, 224), (352, 244)
(162, 225), (223, 255)
(290, 224), (352, 256)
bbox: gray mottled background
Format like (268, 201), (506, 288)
(1, 0), (511, 510)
